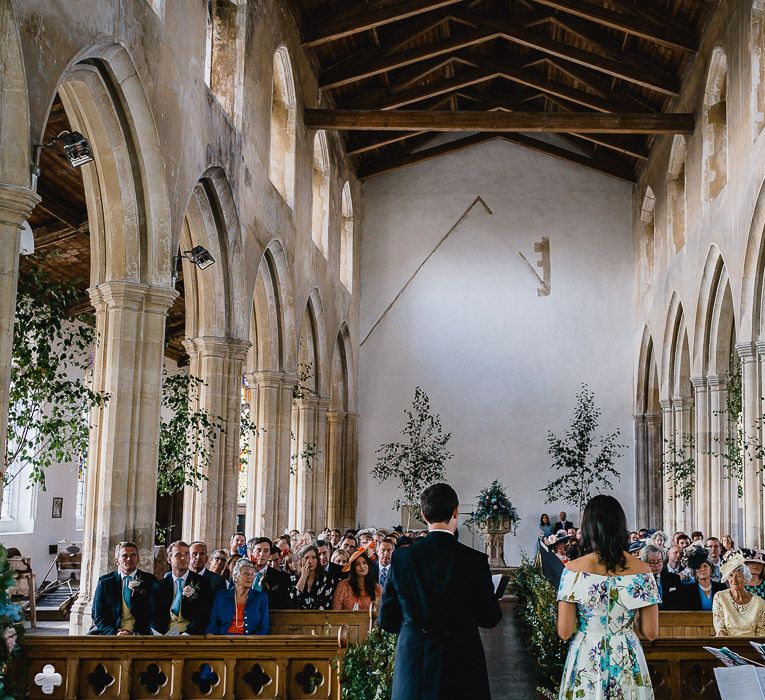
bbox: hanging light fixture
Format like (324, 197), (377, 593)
(173, 245), (216, 283)
(47, 131), (94, 167)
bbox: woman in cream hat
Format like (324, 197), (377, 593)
(743, 549), (765, 600)
(712, 552), (765, 636)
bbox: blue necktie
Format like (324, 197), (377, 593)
(123, 575), (132, 608)
(380, 567), (388, 589)
(253, 572), (263, 591)
(171, 578), (183, 616)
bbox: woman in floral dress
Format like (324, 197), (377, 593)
(288, 544), (336, 610)
(557, 495), (659, 700)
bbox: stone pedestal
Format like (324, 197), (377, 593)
(482, 517), (513, 568)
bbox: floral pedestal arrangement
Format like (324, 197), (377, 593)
(466, 480), (520, 568)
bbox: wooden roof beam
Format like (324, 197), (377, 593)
(302, 0), (464, 47)
(305, 108), (695, 134)
(526, 0), (697, 53)
(319, 28), (501, 90)
(452, 10), (679, 95)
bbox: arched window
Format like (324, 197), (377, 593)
(752, 1), (765, 137)
(340, 181), (354, 292)
(667, 136), (687, 256)
(641, 187), (656, 286)
(311, 131), (330, 256)
(269, 45), (296, 208)
(204, 0), (245, 123)
(703, 48), (728, 202)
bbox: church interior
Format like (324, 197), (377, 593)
(3, 0), (765, 697)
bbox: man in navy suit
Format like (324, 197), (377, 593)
(379, 483), (502, 700)
(151, 540), (212, 634)
(91, 541), (156, 635)
(188, 541), (225, 596)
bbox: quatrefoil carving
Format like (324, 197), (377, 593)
(295, 663), (324, 694)
(191, 663), (220, 695)
(243, 663), (272, 694)
(34, 664), (63, 695)
(139, 662), (168, 694)
(87, 663), (115, 695)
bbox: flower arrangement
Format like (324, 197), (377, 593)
(465, 480), (520, 534)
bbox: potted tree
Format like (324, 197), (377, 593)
(465, 481), (520, 567)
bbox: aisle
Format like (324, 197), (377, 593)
(480, 599), (539, 699)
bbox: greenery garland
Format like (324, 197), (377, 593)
(465, 480), (520, 533)
(337, 627), (397, 700)
(0, 545), (25, 700)
(514, 555), (568, 699)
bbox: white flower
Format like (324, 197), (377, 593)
(182, 584), (197, 598)
(127, 579), (141, 591)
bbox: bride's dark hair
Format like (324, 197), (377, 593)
(580, 495), (628, 573)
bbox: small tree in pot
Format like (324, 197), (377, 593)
(371, 387), (453, 528)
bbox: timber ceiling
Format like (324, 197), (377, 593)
(289, 0), (717, 181)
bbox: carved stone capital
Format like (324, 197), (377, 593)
(326, 411), (347, 424)
(183, 336), (251, 361)
(659, 399), (673, 412)
(707, 373), (727, 389)
(737, 341), (758, 360)
(0, 184), (40, 227)
(690, 376), (707, 391)
(251, 370), (286, 389)
(88, 281), (177, 315)
(672, 396), (695, 411)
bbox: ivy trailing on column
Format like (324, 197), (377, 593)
(663, 433), (696, 506)
(290, 362), (321, 477)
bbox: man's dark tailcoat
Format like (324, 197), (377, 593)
(151, 570), (212, 634)
(91, 569), (156, 635)
(378, 530), (502, 700)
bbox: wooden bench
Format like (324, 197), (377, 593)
(25, 635), (346, 699)
(636, 611), (715, 639)
(643, 636), (761, 700)
(269, 607), (376, 645)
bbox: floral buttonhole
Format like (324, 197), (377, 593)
(183, 584), (198, 599)
(128, 579), (141, 591)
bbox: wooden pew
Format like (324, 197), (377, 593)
(649, 611), (715, 638)
(643, 636), (761, 700)
(25, 635), (346, 699)
(269, 607), (376, 645)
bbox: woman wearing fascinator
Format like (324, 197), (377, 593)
(713, 550), (765, 636)
(683, 545), (725, 611)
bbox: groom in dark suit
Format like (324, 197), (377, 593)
(151, 540), (212, 634)
(90, 541), (156, 635)
(379, 483), (502, 700)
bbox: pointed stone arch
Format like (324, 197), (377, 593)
(667, 136), (687, 257)
(311, 130), (330, 257)
(702, 46), (728, 203)
(340, 181), (354, 292)
(269, 45), (296, 208)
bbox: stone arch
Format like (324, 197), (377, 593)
(330, 323), (352, 413)
(311, 130), (330, 257)
(667, 136), (687, 257)
(340, 181), (354, 292)
(702, 46), (728, 203)
(51, 42), (173, 287)
(269, 44), (296, 208)
(741, 175), (765, 341)
(696, 247), (736, 375)
(297, 288), (327, 397)
(662, 293), (692, 400)
(0, 0), (32, 189)
(640, 187), (656, 292)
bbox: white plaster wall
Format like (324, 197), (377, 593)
(358, 140), (635, 564)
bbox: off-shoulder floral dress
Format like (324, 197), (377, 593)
(556, 569), (660, 700)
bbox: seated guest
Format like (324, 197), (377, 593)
(268, 545), (282, 570)
(628, 531), (640, 543)
(331, 548), (350, 568)
(248, 537), (292, 609)
(705, 537), (723, 582)
(665, 545), (684, 575)
(650, 530), (669, 551)
(318, 540), (342, 580)
(208, 549), (228, 576)
(713, 552), (765, 636)
(289, 529), (300, 549)
(374, 529), (388, 543)
(642, 544), (687, 610)
(91, 541), (155, 635)
(377, 538), (395, 589)
(328, 529), (341, 548)
(676, 534), (691, 550)
(691, 530), (704, 543)
(628, 540), (644, 557)
(229, 532), (247, 556)
(721, 534), (735, 555)
(552, 511), (574, 533)
(207, 559), (269, 635)
(685, 546), (725, 611)
(744, 550), (765, 599)
(151, 540), (211, 635)
(332, 549), (382, 611)
(223, 554), (241, 587)
(358, 529), (375, 548)
(289, 544), (336, 610)
(538, 513), (553, 538)
(340, 534), (358, 559)
(189, 541), (225, 596)
(638, 528), (649, 538)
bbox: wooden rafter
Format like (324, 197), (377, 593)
(302, 0), (464, 47)
(527, 0), (697, 53)
(305, 108), (694, 134)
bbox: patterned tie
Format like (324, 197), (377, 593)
(171, 578), (183, 616)
(379, 567), (388, 589)
(122, 575), (132, 608)
(253, 571), (263, 592)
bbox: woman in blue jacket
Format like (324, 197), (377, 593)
(206, 558), (269, 635)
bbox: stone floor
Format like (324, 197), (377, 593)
(480, 599), (539, 699)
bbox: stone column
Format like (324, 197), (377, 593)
(692, 377), (710, 534)
(646, 413), (663, 528)
(660, 399), (675, 533)
(325, 410), (346, 529)
(181, 336), (250, 548)
(291, 395), (319, 532)
(70, 281), (177, 634)
(0, 185), (39, 484)
(739, 342), (762, 548)
(309, 397), (330, 530)
(672, 395), (695, 533)
(707, 374), (729, 539)
(245, 371), (295, 537)
(343, 413), (359, 527)
(634, 414), (648, 527)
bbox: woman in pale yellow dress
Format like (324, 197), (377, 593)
(713, 552), (765, 636)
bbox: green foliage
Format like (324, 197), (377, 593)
(515, 555), (568, 698)
(156, 370), (226, 495)
(0, 545), (25, 699)
(6, 262), (108, 490)
(371, 386), (453, 512)
(541, 385), (624, 521)
(663, 433), (696, 507)
(290, 363), (321, 477)
(293, 362), (317, 400)
(465, 480), (521, 533)
(338, 627), (397, 700)
(239, 386), (263, 499)
(706, 357), (744, 497)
